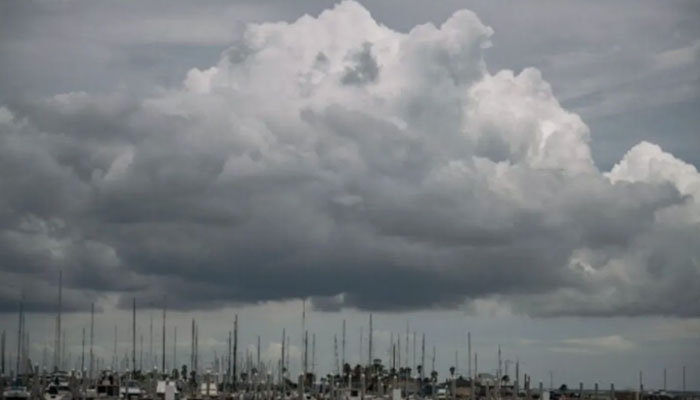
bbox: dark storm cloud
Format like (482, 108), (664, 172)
(0, 1), (699, 318)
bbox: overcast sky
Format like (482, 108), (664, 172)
(0, 0), (699, 390)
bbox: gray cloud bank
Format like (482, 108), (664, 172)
(1, 1), (699, 317)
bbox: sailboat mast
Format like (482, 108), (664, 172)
(467, 332), (471, 380)
(162, 301), (166, 373)
(132, 298), (136, 373)
(16, 299), (23, 375)
(302, 299), (307, 375)
(341, 319), (346, 369)
(368, 314), (373, 366)
(280, 328), (285, 382)
(89, 303), (94, 380)
(233, 315), (238, 388)
(81, 327), (85, 373)
(55, 271), (62, 371)
(1, 329), (5, 376)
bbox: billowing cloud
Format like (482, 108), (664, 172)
(1, 1), (699, 317)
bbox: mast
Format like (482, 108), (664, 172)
(233, 316), (238, 388)
(161, 301), (166, 373)
(413, 331), (416, 372)
(112, 325), (117, 371)
(132, 298), (136, 373)
(16, 299), (23, 375)
(334, 334), (339, 375)
(140, 334), (143, 371)
(341, 319), (346, 369)
(81, 327), (85, 373)
(302, 299), (307, 374)
(312, 333), (316, 375)
(405, 321), (409, 370)
(368, 314), (373, 366)
(191, 319), (195, 372)
(227, 330), (232, 385)
(420, 333), (425, 381)
(257, 335), (261, 371)
(174, 326), (177, 372)
(1, 329), (5, 376)
(149, 313), (153, 370)
(467, 332), (472, 380)
(304, 331), (309, 375)
(89, 303), (94, 380)
(280, 328), (285, 383)
(55, 271), (62, 371)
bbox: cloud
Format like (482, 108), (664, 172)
(1, 1), (699, 317)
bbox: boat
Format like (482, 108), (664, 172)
(44, 380), (74, 400)
(121, 380), (145, 400)
(3, 382), (31, 400)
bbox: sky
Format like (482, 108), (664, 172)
(0, 0), (699, 390)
